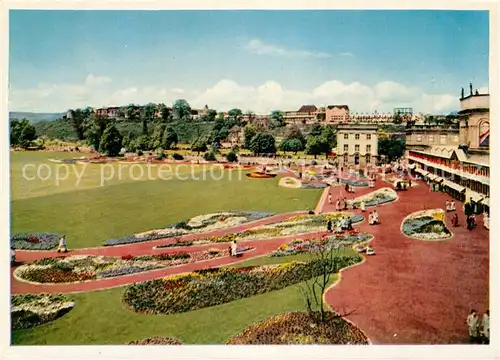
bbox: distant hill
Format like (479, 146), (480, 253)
(9, 112), (65, 123)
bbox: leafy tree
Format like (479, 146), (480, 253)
(191, 138), (208, 155)
(99, 125), (123, 157)
(150, 124), (167, 150)
(249, 133), (276, 154)
(243, 125), (258, 149)
(283, 124), (306, 148)
(269, 110), (285, 129)
(141, 103), (157, 123)
(84, 114), (109, 150)
(10, 119), (37, 148)
(226, 151), (238, 163)
(378, 138), (405, 162)
(204, 151), (217, 161)
(68, 107), (91, 140)
(228, 108), (243, 124)
(134, 134), (151, 151)
(279, 138), (303, 154)
(126, 104), (140, 122)
(322, 125), (336, 148)
(309, 123), (323, 136)
(158, 103), (172, 123)
(203, 109), (217, 122)
(305, 136), (330, 159)
(173, 99), (192, 120)
(392, 112), (402, 124)
(163, 126), (178, 149)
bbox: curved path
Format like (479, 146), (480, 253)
(10, 169), (489, 344)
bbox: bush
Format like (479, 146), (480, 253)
(123, 255), (361, 315)
(172, 153), (184, 160)
(204, 151), (217, 161)
(137, 150), (143, 156)
(226, 151), (238, 163)
(156, 149), (166, 160)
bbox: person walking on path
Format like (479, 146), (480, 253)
(467, 309), (479, 343)
(446, 200), (451, 212)
(57, 235), (68, 253)
(481, 310), (489, 344)
(450, 200), (456, 211)
(328, 193), (332, 204)
(360, 200), (366, 212)
(327, 220), (333, 233)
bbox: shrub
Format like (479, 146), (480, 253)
(226, 151), (238, 163)
(156, 148), (166, 160)
(137, 150), (144, 156)
(204, 151), (217, 161)
(123, 255), (361, 315)
(172, 153), (184, 160)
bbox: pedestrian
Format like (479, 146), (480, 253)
(446, 200), (451, 212)
(452, 213), (459, 227)
(57, 235), (68, 253)
(343, 197), (348, 210)
(327, 220), (333, 233)
(481, 310), (489, 344)
(450, 200), (456, 211)
(231, 240), (238, 257)
(409, 179), (412, 188)
(360, 200), (366, 212)
(328, 193), (332, 204)
(467, 309), (479, 343)
(335, 199), (341, 212)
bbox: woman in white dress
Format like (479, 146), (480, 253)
(231, 240), (238, 256)
(360, 200), (366, 212)
(445, 200), (451, 212)
(450, 201), (456, 211)
(57, 235), (68, 253)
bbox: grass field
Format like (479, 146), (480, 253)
(12, 251), (354, 345)
(10, 152), (321, 248)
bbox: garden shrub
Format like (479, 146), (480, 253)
(226, 151), (238, 163)
(172, 153), (184, 160)
(204, 151), (217, 161)
(123, 255), (362, 315)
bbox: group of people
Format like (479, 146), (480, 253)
(327, 216), (353, 233)
(345, 183), (355, 193)
(368, 210), (380, 225)
(445, 200), (456, 212)
(467, 309), (489, 344)
(466, 213), (477, 231)
(333, 197), (350, 211)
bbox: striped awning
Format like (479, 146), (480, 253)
(427, 173), (437, 181)
(480, 197), (489, 207)
(434, 177), (444, 183)
(442, 179), (465, 192)
(407, 164), (416, 169)
(468, 191), (484, 203)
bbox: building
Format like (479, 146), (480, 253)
(325, 105), (349, 123)
(337, 124), (379, 166)
(284, 105), (320, 125)
(406, 85), (489, 211)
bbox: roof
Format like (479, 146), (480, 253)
(411, 146), (489, 167)
(327, 105), (349, 110)
(297, 105), (318, 113)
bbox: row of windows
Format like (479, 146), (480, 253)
(342, 133), (372, 140)
(415, 134), (459, 143)
(344, 144), (372, 152)
(409, 152), (490, 178)
(343, 154), (372, 163)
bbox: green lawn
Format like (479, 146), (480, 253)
(11, 152), (321, 248)
(12, 252), (345, 345)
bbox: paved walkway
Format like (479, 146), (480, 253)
(10, 170), (489, 344)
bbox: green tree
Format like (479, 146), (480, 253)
(283, 124), (307, 148)
(305, 136), (329, 159)
(84, 114), (109, 150)
(378, 138), (405, 162)
(226, 151), (238, 163)
(10, 119), (37, 148)
(150, 124), (167, 150)
(228, 108), (243, 124)
(269, 110), (285, 129)
(173, 99), (192, 120)
(249, 133), (276, 154)
(309, 123), (323, 136)
(126, 104), (140, 122)
(68, 107), (91, 140)
(191, 138), (208, 155)
(243, 125), (258, 149)
(322, 125), (336, 148)
(279, 138), (303, 154)
(134, 134), (151, 151)
(158, 103), (172, 123)
(99, 125), (123, 157)
(392, 113), (402, 124)
(204, 151), (217, 161)
(163, 126), (178, 149)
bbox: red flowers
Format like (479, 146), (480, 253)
(121, 254), (133, 260)
(27, 235), (40, 244)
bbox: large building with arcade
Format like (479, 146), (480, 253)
(406, 84), (489, 211)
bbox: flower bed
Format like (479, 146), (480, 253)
(14, 250), (227, 284)
(227, 311), (369, 344)
(128, 336), (183, 345)
(278, 177), (302, 189)
(347, 187), (398, 208)
(197, 212), (364, 243)
(401, 209), (451, 241)
(246, 172), (277, 179)
(301, 183), (327, 189)
(11, 293), (75, 330)
(270, 232), (373, 257)
(340, 178), (369, 187)
(383, 175), (418, 187)
(123, 255), (362, 315)
(103, 211), (273, 246)
(11, 233), (61, 250)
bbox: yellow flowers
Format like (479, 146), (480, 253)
(432, 211), (445, 222)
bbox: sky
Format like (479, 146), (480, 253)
(9, 10), (489, 114)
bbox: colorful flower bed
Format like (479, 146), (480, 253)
(279, 177), (302, 189)
(383, 175), (419, 187)
(347, 187), (398, 208)
(301, 183), (327, 189)
(14, 250), (227, 284)
(227, 311), (369, 344)
(128, 336), (183, 345)
(401, 209), (452, 241)
(123, 255), (362, 315)
(11, 233), (61, 250)
(197, 212), (364, 244)
(246, 172), (277, 179)
(103, 211), (273, 246)
(340, 178), (369, 187)
(11, 293), (75, 330)
(270, 232), (373, 257)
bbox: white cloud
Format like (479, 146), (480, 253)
(244, 38), (332, 58)
(9, 74), (465, 115)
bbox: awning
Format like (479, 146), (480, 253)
(468, 191), (484, 203)
(434, 177), (443, 183)
(415, 168), (428, 176)
(480, 197), (489, 207)
(427, 173), (437, 181)
(442, 179), (466, 193)
(407, 164), (416, 169)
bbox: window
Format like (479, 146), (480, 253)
(428, 135), (434, 143)
(366, 154), (371, 164)
(355, 134), (360, 140)
(440, 135), (446, 144)
(343, 144), (349, 152)
(416, 135), (422, 142)
(366, 134), (371, 140)
(366, 145), (371, 153)
(355, 145), (360, 152)
(343, 154), (348, 163)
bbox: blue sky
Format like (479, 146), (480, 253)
(9, 10), (489, 113)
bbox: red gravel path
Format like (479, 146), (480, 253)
(321, 177), (489, 344)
